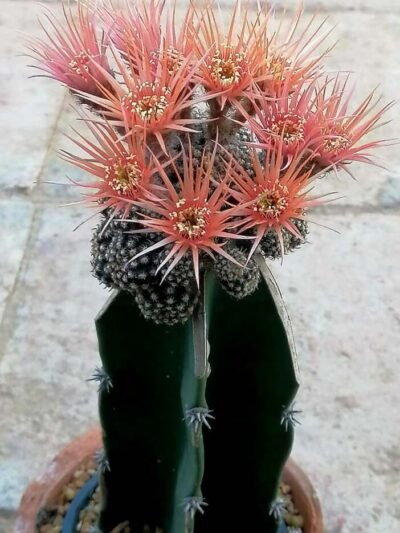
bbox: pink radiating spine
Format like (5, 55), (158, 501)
(26, 0), (394, 271)
(27, 2), (112, 96)
(124, 138), (249, 286)
(59, 116), (162, 217)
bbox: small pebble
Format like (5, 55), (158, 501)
(286, 513), (305, 528)
(287, 501), (295, 513)
(75, 478), (85, 489)
(81, 519), (94, 532)
(64, 487), (76, 501)
(54, 515), (63, 527)
(59, 504), (68, 515)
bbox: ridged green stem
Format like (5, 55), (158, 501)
(94, 262), (299, 533)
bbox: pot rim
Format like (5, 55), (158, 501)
(15, 426), (323, 533)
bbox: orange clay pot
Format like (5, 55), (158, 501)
(15, 427), (323, 533)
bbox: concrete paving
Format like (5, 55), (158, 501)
(0, 1), (399, 532)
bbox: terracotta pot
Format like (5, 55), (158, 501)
(282, 459), (324, 533)
(15, 427), (101, 533)
(15, 427), (323, 533)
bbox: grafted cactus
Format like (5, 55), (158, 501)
(27, 0), (391, 532)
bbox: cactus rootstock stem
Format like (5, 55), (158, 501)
(95, 264), (299, 532)
(192, 273), (208, 380)
(186, 269), (209, 512)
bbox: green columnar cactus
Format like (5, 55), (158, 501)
(198, 258), (299, 532)
(94, 257), (298, 532)
(95, 291), (203, 533)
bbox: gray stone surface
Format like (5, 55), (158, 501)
(0, 203), (34, 323)
(266, 0), (398, 12)
(0, 377), (98, 511)
(0, 3), (65, 196)
(34, 102), (100, 204)
(0, 1), (399, 532)
(0, 207), (105, 511)
(272, 213), (400, 532)
(8, 0), (400, 12)
(0, 207), (105, 381)
(0, 514), (15, 533)
(378, 173), (400, 208)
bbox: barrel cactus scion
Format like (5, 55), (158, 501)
(27, 0), (392, 531)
